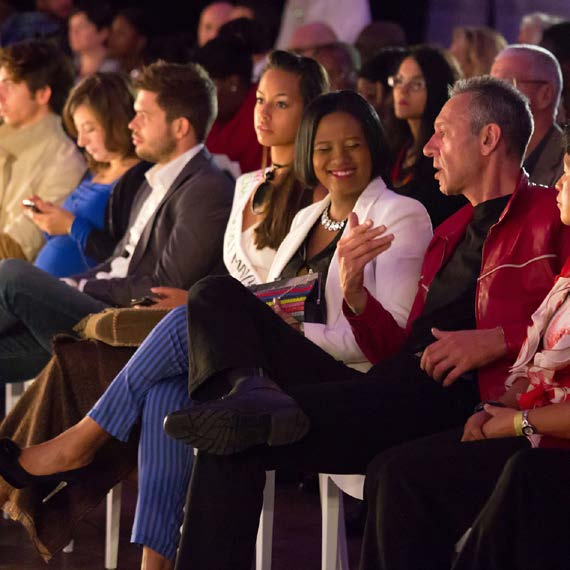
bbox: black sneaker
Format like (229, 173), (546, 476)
(164, 376), (310, 455)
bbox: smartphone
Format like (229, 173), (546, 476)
(130, 296), (157, 307)
(22, 199), (41, 213)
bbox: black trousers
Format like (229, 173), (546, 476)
(175, 276), (479, 570)
(361, 429), (570, 570)
(454, 446), (570, 570)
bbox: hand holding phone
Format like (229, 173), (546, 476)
(22, 199), (41, 214)
(130, 296), (157, 307)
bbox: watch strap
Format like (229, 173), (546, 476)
(521, 410), (538, 436)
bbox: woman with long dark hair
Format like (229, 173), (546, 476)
(0, 91), (433, 570)
(0, 49), (329, 570)
(389, 45), (466, 227)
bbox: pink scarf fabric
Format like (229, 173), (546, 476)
(503, 261), (570, 447)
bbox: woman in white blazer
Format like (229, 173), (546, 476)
(0, 51), (329, 570)
(160, 90), (433, 569)
(268, 175), (431, 371)
(0, 92), (431, 570)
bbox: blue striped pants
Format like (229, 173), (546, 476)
(89, 306), (192, 560)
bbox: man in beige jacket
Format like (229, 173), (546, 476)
(0, 39), (85, 261)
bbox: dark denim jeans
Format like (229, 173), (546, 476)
(0, 259), (108, 381)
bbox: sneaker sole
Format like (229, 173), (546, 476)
(165, 405), (310, 455)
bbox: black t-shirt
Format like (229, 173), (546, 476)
(280, 222), (345, 323)
(280, 224), (344, 283)
(403, 194), (511, 354)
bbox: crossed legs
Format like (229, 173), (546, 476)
(0, 259), (108, 380)
(12, 306), (193, 567)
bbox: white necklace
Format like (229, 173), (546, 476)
(320, 204), (347, 232)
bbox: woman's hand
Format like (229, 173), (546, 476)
(480, 404), (518, 439)
(337, 212), (394, 315)
(461, 410), (491, 441)
(272, 298), (302, 333)
(148, 287), (188, 309)
(23, 196), (75, 235)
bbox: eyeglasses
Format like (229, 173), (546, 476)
(500, 77), (550, 90)
(387, 75), (426, 92)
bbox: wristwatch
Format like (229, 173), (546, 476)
(521, 410), (538, 436)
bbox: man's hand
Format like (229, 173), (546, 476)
(148, 286), (187, 309)
(337, 212), (394, 315)
(420, 327), (507, 386)
(24, 196), (75, 235)
(461, 410), (491, 441)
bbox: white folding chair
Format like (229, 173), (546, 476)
(3, 381), (34, 521)
(254, 470), (362, 570)
(254, 470), (275, 570)
(318, 471), (472, 570)
(319, 473), (364, 570)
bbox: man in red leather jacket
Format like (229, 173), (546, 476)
(344, 85), (570, 404)
(170, 76), (570, 570)
(346, 171), (570, 402)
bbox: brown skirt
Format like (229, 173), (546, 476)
(0, 335), (138, 561)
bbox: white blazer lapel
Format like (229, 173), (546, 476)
(267, 195), (330, 281)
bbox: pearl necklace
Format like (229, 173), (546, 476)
(320, 204), (347, 232)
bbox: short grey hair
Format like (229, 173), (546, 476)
(450, 76), (534, 162)
(494, 44), (563, 115)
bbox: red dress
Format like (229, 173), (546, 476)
(206, 84), (263, 175)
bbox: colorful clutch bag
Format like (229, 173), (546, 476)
(248, 273), (323, 323)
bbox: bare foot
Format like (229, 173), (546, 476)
(17, 417), (110, 476)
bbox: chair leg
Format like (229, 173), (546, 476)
(4, 381), (30, 520)
(5, 381), (27, 415)
(455, 527), (472, 553)
(255, 470), (275, 570)
(105, 483), (122, 570)
(63, 540), (75, 553)
(336, 499), (348, 570)
(319, 474), (349, 570)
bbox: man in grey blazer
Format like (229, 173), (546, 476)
(491, 44), (564, 187)
(0, 61), (234, 381)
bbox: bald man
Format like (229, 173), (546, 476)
(491, 44), (564, 187)
(288, 21), (337, 56)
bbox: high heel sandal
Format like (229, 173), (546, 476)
(0, 438), (90, 502)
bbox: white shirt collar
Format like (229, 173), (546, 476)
(145, 143), (204, 192)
